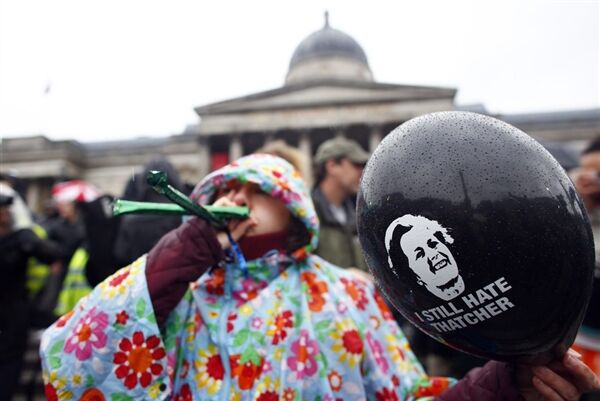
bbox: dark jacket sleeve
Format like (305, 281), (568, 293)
(19, 229), (62, 264)
(435, 361), (523, 401)
(145, 217), (224, 326)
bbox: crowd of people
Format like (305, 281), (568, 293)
(1, 135), (600, 400)
(0, 158), (188, 401)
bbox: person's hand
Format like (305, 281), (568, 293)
(146, 217), (229, 325)
(212, 196), (257, 250)
(516, 350), (600, 401)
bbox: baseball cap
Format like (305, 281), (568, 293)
(315, 137), (370, 165)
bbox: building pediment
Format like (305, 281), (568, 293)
(195, 80), (456, 116)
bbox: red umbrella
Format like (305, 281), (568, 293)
(52, 180), (100, 203)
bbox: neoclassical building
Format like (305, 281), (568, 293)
(2, 16), (599, 211)
(192, 16), (455, 171)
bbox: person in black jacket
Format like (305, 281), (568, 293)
(44, 198), (86, 268)
(0, 194), (62, 401)
(113, 158), (185, 267)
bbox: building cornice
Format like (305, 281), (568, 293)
(195, 80), (457, 116)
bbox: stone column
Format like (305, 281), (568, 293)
(229, 135), (243, 161)
(197, 137), (210, 178)
(264, 131), (276, 146)
(26, 180), (41, 214)
(334, 127), (346, 138)
(299, 130), (313, 186)
(369, 125), (383, 153)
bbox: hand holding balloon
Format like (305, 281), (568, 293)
(516, 350), (600, 401)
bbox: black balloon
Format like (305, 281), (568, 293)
(357, 111), (594, 363)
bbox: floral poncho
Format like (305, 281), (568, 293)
(40, 155), (454, 401)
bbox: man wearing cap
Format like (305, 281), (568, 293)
(312, 137), (369, 271)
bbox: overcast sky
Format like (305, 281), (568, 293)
(0, 0), (598, 142)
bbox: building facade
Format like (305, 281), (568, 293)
(2, 16), (599, 211)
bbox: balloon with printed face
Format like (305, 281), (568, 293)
(357, 111), (594, 363)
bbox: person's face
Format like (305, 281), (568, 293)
(572, 151), (600, 209)
(217, 182), (291, 237)
(56, 201), (77, 221)
(327, 158), (365, 194)
(400, 226), (459, 290)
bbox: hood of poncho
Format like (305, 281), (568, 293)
(190, 154), (319, 260)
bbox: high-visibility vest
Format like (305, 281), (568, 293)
(26, 224), (51, 298)
(54, 247), (92, 316)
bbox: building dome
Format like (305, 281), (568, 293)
(285, 13), (373, 85)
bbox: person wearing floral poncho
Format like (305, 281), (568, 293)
(40, 154), (598, 401)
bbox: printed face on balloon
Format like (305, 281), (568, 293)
(385, 214), (465, 301)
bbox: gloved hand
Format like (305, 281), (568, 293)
(145, 215), (256, 326)
(146, 217), (223, 326)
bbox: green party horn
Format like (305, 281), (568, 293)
(146, 170), (224, 226)
(112, 199), (249, 220)
(111, 170), (249, 228)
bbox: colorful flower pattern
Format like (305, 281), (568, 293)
(287, 329), (319, 379)
(78, 388), (106, 401)
(113, 331), (165, 389)
(302, 271), (328, 312)
(44, 383), (58, 401)
(376, 386), (400, 401)
(56, 309), (74, 328)
(341, 277), (369, 310)
(331, 318), (364, 368)
(174, 383), (192, 401)
(41, 155), (455, 400)
(64, 307), (108, 361)
(115, 310), (128, 325)
(327, 370), (343, 392)
(367, 332), (389, 374)
(195, 345), (224, 394)
(98, 263), (138, 299)
(230, 353), (264, 390)
(267, 310), (294, 345)
(374, 290), (395, 321)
